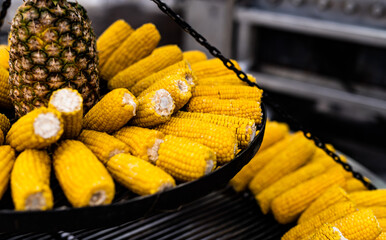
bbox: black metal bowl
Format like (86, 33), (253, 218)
(0, 104), (266, 233)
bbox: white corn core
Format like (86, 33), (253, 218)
(157, 182), (175, 192)
(122, 92), (137, 116)
(332, 227), (348, 240)
(34, 113), (61, 139)
(89, 190), (107, 206)
(185, 73), (194, 86)
(109, 149), (126, 159)
(154, 89), (174, 116)
(177, 80), (189, 93)
(247, 123), (257, 143)
(25, 192), (46, 210)
(50, 88), (82, 113)
(147, 138), (164, 164)
(205, 160), (215, 175)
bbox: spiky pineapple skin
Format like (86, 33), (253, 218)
(9, 0), (99, 117)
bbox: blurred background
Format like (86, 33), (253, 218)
(1, 0), (385, 180)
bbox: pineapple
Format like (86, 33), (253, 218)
(8, 0), (100, 117)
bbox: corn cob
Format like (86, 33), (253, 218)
(78, 130), (131, 165)
(108, 45), (183, 90)
(174, 111), (256, 148)
(191, 85), (263, 102)
(130, 60), (196, 97)
(0, 130), (3, 145)
(312, 144), (336, 159)
(138, 74), (191, 111)
(298, 185), (350, 223)
(97, 20), (134, 68)
(349, 190), (386, 207)
(282, 201), (357, 240)
(376, 232), (386, 240)
(101, 23), (160, 80)
(0, 45), (9, 70)
(196, 74), (256, 86)
(271, 167), (346, 224)
(255, 162), (327, 215)
(107, 153), (175, 196)
(378, 218), (386, 229)
(48, 88), (83, 139)
(191, 58), (241, 79)
(366, 207), (386, 219)
(309, 225), (349, 240)
(6, 107), (63, 152)
(186, 97), (263, 124)
(0, 66), (12, 109)
(311, 209), (382, 240)
(155, 117), (237, 164)
(0, 113), (10, 135)
(230, 135), (294, 192)
(11, 149), (53, 211)
(83, 88), (138, 133)
(344, 177), (368, 193)
(53, 140), (115, 207)
(0, 145), (15, 199)
(248, 132), (316, 195)
(183, 50), (207, 64)
(156, 135), (216, 182)
(259, 121), (289, 151)
(131, 89), (175, 128)
(113, 126), (165, 162)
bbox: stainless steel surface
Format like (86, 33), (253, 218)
(235, 7), (386, 47)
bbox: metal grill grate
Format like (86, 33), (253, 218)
(0, 187), (294, 240)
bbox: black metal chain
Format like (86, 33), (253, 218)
(151, 0), (376, 190)
(0, 0), (11, 28)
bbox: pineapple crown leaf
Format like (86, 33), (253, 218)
(52, 0), (59, 5)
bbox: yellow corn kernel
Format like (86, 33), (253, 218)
(48, 88), (83, 139)
(366, 207), (386, 219)
(271, 167), (346, 224)
(113, 126), (165, 162)
(349, 190), (386, 207)
(191, 58), (241, 79)
(186, 97), (263, 124)
(138, 74), (191, 111)
(78, 130), (130, 165)
(229, 135), (294, 192)
(0, 66), (12, 109)
(317, 209), (382, 240)
(192, 85), (263, 102)
(130, 60), (196, 97)
(344, 177), (368, 193)
(101, 23), (160, 80)
(183, 50), (207, 64)
(298, 185), (350, 223)
(249, 132), (316, 195)
(155, 117), (237, 164)
(259, 121), (290, 151)
(376, 232), (386, 240)
(83, 88), (138, 133)
(107, 153), (175, 196)
(378, 218), (386, 230)
(0, 145), (15, 199)
(6, 107), (63, 152)
(53, 140), (115, 207)
(97, 20), (134, 68)
(309, 225), (348, 240)
(0, 45), (9, 70)
(156, 135), (216, 182)
(0, 113), (10, 135)
(131, 89), (175, 128)
(282, 201), (357, 240)
(196, 74), (256, 86)
(11, 149), (53, 211)
(255, 162), (327, 215)
(174, 111), (256, 148)
(108, 45), (183, 90)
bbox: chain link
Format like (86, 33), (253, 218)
(0, 0), (11, 29)
(151, 0), (376, 190)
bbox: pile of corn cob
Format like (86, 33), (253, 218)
(0, 20), (263, 211)
(230, 121), (385, 239)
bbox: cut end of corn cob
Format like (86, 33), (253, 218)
(147, 138), (164, 164)
(154, 89), (174, 116)
(25, 192), (47, 211)
(123, 92), (137, 116)
(33, 112), (62, 139)
(50, 88), (82, 113)
(332, 227), (349, 240)
(89, 190), (107, 206)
